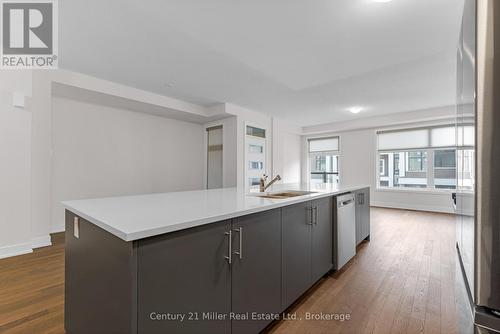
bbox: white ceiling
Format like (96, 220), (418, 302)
(59, 0), (464, 126)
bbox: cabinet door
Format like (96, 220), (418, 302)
(232, 209), (282, 334)
(354, 190), (363, 245)
(361, 188), (370, 240)
(282, 201), (312, 309)
(137, 220), (231, 334)
(311, 197), (333, 282)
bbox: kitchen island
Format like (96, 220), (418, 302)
(63, 183), (370, 334)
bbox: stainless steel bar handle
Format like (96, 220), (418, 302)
(233, 227), (243, 259)
(306, 206), (313, 225)
(225, 230), (232, 264)
(340, 199), (353, 206)
(313, 206), (318, 225)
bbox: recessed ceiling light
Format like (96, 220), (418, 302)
(373, 0), (392, 2)
(348, 106), (363, 114)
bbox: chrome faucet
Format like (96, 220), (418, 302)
(259, 174), (281, 192)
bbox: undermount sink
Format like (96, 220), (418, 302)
(252, 190), (316, 199)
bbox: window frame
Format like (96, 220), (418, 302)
(309, 153), (340, 184)
(377, 149), (430, 189)
(379, 157), (385, 176)
(307, 136), (341, 185)
(377, 147), (460, 191)
(375, 124), (474, 192)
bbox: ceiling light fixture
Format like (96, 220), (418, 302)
(373, 0), (392, 2)
(348, 106), (363, 114)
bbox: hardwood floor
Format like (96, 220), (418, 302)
(0, 233), (64, 334)
(0, 208), (468, 334)
(268, 208), (467, 334)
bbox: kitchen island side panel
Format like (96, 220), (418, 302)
(64, 210), (138, 334)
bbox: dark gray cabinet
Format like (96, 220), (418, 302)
(282, 201), (312, 308)
(65, 211), (137, 334)
(311, 197), (333, 282)
(139, 210), (282, 334)
(231, 209), (281, 334)
(354, 187), (370, 245)
(137, 220), (232, 334)
(282, 197), (333, 309)
(65, 195), (336, 334)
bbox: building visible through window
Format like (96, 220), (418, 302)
(377, 125), (474, 190)
(308, 137), (340, 184)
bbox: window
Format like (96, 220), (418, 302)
(378, 151), (428, 189)
(377, 125), (474, 190)
(407, 151), (427, 172)
(246, 126), (266, 138)
(434, 149), (457, 189)
(245, 125), (266, 190)
(248, 161), (264, 170)
(458, 149), (475, 191)
(248, 144), (263, 154)
(248, 177), (260, 187)
(434, 149), (456, 168)
(308, 137), (340, 184)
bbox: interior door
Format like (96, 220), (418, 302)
(207, 126), (223, 189)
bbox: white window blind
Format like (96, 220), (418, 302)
(377, 129), (428, 150)
(458, 125), (475, 146)
(309, 137), (339, 152)
(430, 126), (455, 147)
(378, 125), (474, 150)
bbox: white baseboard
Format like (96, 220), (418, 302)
(31, 235), (52, 249)
(0, 233), (58, 259)
(51, 225), (65, 234)
(371, 201), (454, 214)
(0, 242), (33, 260)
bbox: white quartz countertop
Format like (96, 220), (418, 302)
(62, 183), (369, 241)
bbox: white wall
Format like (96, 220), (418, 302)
(272, 119), (302, 183)
(339, 129), (375, 188)
(0, 71), (305, 259)
(302, 120), (457, 213)
(0, 70), (304, 259)
(302, 105), (458, 134)
(31, 71), (53, 242)
(51, 97), (205, 231)
(0, 72), (34, 258)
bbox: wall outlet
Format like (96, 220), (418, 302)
(73, 217), (80, 238)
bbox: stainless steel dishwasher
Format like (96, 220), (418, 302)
(334, 193), (356, 270)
